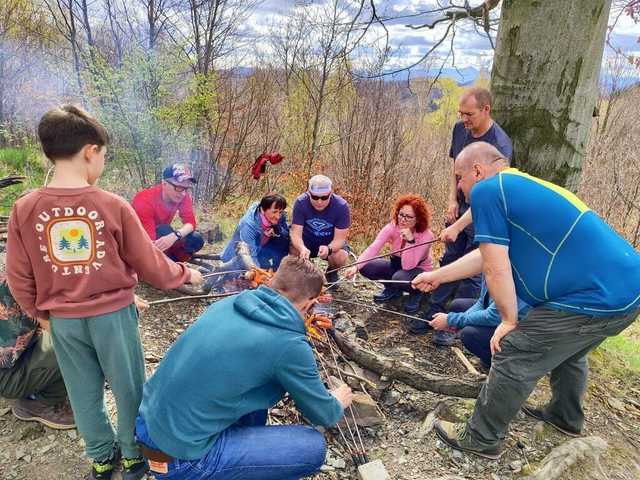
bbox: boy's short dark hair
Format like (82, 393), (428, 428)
(271, 255), (324, 304)
(38, 105), (110, 162)
(259, 193), (287, 212)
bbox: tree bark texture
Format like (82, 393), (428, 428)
(333, 332), (483, 398)
(490, 0), (612, 190)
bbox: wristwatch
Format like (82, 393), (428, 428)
(174, 230), (183, 240)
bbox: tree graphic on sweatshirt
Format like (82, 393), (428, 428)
(58, 237), (71, 251)
(77, 235), (89, 250)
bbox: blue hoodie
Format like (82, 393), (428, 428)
(447, 277), (531, 329)
(221, 202), (289, 268)
(138, 286), (343, 460)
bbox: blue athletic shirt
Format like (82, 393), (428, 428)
(471, 168), (640, 316)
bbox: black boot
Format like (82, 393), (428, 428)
(407, 306), (434, 335)
(404, 290), (423, 314)
(373, 287), (401, 303)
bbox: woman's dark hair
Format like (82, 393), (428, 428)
(259, 193), (287, 211)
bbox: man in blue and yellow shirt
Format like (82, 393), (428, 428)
(413, 141), (640, 459)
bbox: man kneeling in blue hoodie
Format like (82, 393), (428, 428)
(135, 255), (353, 480)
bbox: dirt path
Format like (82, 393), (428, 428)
(1, 279), (639, 479)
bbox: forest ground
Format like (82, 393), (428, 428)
(1, 231), (639, 480)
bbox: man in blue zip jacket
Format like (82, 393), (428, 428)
(135, 255), (353, 479)
(221, 194), (290, 270)
(429, 276), (531, 368)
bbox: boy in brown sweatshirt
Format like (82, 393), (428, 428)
(6, 105), (203, 480)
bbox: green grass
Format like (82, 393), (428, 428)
(0, 146), (47, 215)
(591, 319), (640, 383)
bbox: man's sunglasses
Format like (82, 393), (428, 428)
(309, 193), (331, 201)
(166, 181), (192, 193)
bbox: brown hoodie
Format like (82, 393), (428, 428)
(6, 186), (191, 319)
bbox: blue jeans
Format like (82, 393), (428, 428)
(460, 325), (496, 368)
(135, 412), (326, 480)
(446, 298), (495, 367)
(156, 225), (204, 262)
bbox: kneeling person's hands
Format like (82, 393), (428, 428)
(429, 313), (449, 330)
(330, 384), (354, 409)
(412, 271), (440, 292)
(188, 268), (204, 287)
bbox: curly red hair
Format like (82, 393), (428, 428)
(391, 194), (432, 233)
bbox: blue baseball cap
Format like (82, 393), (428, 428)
(163, 163), (196, 184)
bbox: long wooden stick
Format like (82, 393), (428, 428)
(147, 291), (236, 306)
(331, 297), (430, 324)
(202, 269), (247, 278)
(326, 238), (441, 274)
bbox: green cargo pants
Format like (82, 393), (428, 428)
(467, 306), (638, 449)
(49, 304), (145, 461)
(0, 330), (67, 405)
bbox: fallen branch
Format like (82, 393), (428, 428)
(451, 346), (483, 377)
(332, 332), (483, 398)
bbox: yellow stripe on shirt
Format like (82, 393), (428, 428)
(501, 168), (590, 213)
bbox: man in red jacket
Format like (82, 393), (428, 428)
(132, 164), (204, 262)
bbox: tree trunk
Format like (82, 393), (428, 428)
(490, 0), (611, 190)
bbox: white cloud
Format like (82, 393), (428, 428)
(242, 0), (639, 73)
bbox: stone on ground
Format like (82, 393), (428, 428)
(357, 459), (390, 480)
(524, 436), (608, 480)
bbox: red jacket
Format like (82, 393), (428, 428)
(131, 184), (197, 240)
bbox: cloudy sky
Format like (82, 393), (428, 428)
(241, 0), (640, 77)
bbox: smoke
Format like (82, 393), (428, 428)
(0, 37), (76, 134)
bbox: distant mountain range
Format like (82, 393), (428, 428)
(382, 65), (640, 91)
(233, 64), (639, 90)
(383, 66), (483, 85)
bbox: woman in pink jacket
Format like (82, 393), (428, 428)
(345, 194), (434, 313)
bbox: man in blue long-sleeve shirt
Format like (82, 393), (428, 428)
(429, 277), (530, 368)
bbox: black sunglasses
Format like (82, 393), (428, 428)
(309, 193), (331, 201)
(166, 181), (192, 193)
